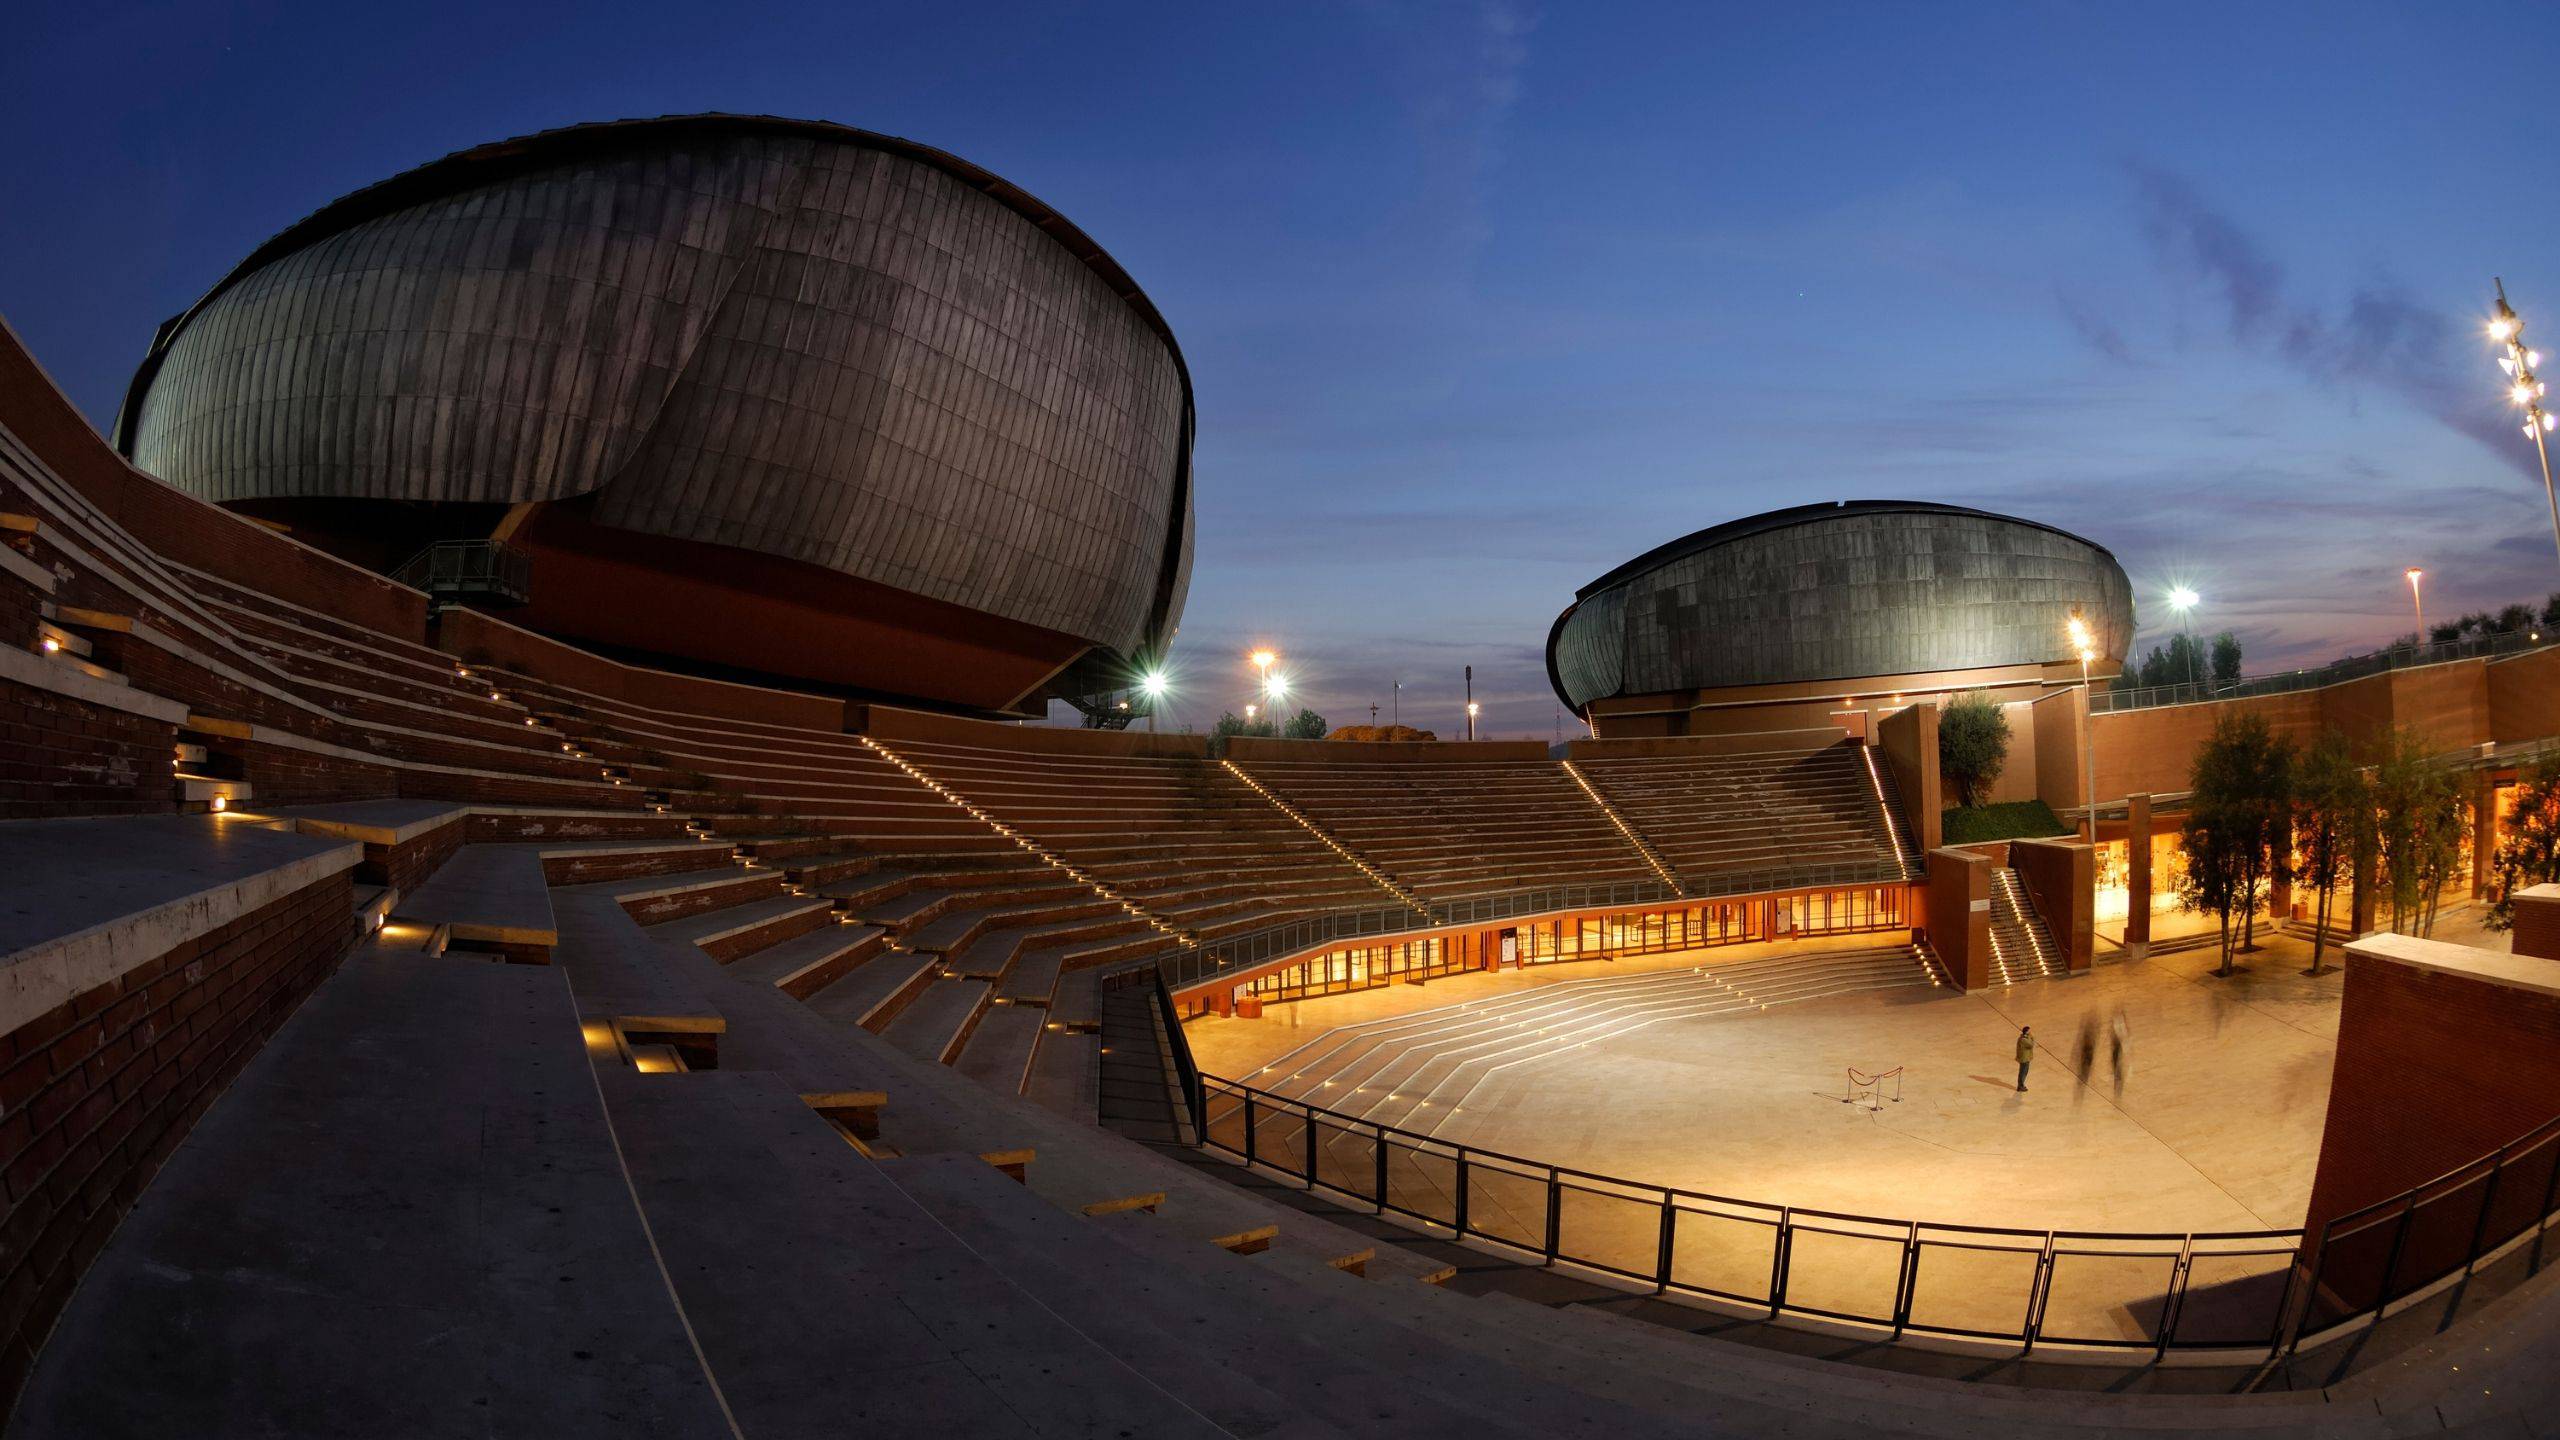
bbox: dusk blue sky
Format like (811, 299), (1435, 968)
(7, 2), (2560, 737)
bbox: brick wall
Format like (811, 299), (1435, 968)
(2010, 837), (2095, 972)
(437, 607), (846, 732)
(370, 820), (463, 895)
(2297, 937), (2560, 1312)
(0, 677), (174, 820)
(0, 870), (352, 1409)
(2515, 888), (2560, 962)
(1924, 847), (1991, 989)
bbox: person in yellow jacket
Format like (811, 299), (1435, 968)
(2014, 1026), (2034, 1092)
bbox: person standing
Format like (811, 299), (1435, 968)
(2015, 1026), (2034, 1092)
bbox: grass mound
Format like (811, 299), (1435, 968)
(1941, 799), (2071, 844)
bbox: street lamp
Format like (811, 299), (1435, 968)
(1248, 649), (1277, 735)
(2067, 608), (2099, 842)
(1466, 701), (1480, 741)
(2167, 586), (2201, 690)
(2489, 280), (2560, 577)
(2405, 567), (2425, 646)
(1139, 670), (1167, 734)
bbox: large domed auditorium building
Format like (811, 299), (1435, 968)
(1549, 500), (2135, 739)
(113, 114), (1193, 718)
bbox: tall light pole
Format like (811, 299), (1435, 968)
(2167, 586), (2201, 690)
(1391, 680), (1400, 729)
(1464, 666), (1475, 741)
(1139, 670), (1167, 735)
(2068, 608), (2099, 842)
(2489, 280), (2560, 576)
(1249, 649), (1276, 735)
(2405, 567), (2426, 646)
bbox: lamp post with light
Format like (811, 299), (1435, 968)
(2405, 567), (2425, 647)
(1249, 649), (1276, 736)
(2068, 608), (2099, 841)
(2489, 281), (2560, 576)
(2167, 586), (2202, 691)
(1139, 670), (1167, 734)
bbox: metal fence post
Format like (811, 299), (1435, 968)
(2374, 1196), (2420, 1317)
(1890, 1223), (1919, 1336)
(2022, 1233), (2056, 1350)
(1372, 1122), (1389, 1214)
(1544, 1170), (1563, 1261)
(2461, 1157), (2506, 1278)
(2154, 1236), (2194, 1359)
(1242, 1091), (1256, 1163)
(1303, 1102), (1319, 1188)
(1655, 1195), (1676, 1293)
(1454, 1153), (1471, 1238)
(1769, 1209), (1792, 1319)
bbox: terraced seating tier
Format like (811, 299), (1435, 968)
(1574, 742), (1906, 889)
(1241, 753), (1661, 903)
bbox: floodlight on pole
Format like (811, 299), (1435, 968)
(2166, 586), (2202, 689)
(2406, 567), (2425, 643)
(1139, 670), (1167, 734)
(2488, 280), (2560, 578)
(2068, 607), (2098, 842)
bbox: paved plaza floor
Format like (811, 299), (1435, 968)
(1189, 911), (2508, 1241)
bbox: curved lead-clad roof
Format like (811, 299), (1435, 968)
(117, 113), (1193, 661)
(1548, 500), (2135, 710)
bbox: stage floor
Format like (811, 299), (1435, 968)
(1180, 918), (2474, 1238)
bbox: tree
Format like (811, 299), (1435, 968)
(2369, 728), (2465, 937)
(1937, 694), (2010, 808)
(2488, 756), (2560, 930)
(2209, 631), (2244, 687)
(2543, 591), (2560, 629)
(1282, 707), (1327, 741)
(2179, 711), (2292, 974)
(2291, 729), (2369, 974)
(1211, 710), (1275, 739)
(2496, 603), (2537, 634)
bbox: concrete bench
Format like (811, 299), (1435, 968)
(0, 814), (362, 1035)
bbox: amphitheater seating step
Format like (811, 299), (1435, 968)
(879, 976), (994, 1063)
(392, 844), (558, 960)
(592, 1067), (1226, 1437)
(723, 920), (887, 996)
(803, 948), (942, 1029)
(0, 813), (360, 970)
(10, 938), (728, 1438)
(953, 1003), (1048, 1094)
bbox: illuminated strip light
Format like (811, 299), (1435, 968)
(1219, 760), (1427, 913)
(859, 736), (1191, 945)
(1558, 760), (1685, 895)
(1331, 948), (1924, 1122)
(1857, 746), (1913, 880)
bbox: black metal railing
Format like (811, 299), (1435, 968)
(1159, 861), (1908, 992)
(392, 539), (531, 607)
(2095, 630), (2553, 714)
(1195, 1074), (2560, 1360)
(1151, 967), (1207, 1139)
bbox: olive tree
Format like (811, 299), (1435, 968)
(1937, 694), (2010, 808)
(2489, 755), (2560, 931)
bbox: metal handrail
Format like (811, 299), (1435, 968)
(1195, 1072), (2560, 1360)
(1157, 859), (1910, 991)
(2096, 630), (2554, 714)
(391, 538), (531, 605)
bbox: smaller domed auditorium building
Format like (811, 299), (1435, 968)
(1548, 500), (2135, 747)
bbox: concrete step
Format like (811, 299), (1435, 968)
(723, 921), (888, 998)
(879, 977), (995, 1064)
(803, 949), (941, 1030)
(647, 895), (836, 963)
(953, 1004), (1048, 1095)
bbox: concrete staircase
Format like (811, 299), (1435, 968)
(1986, 869), (2064, 984)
